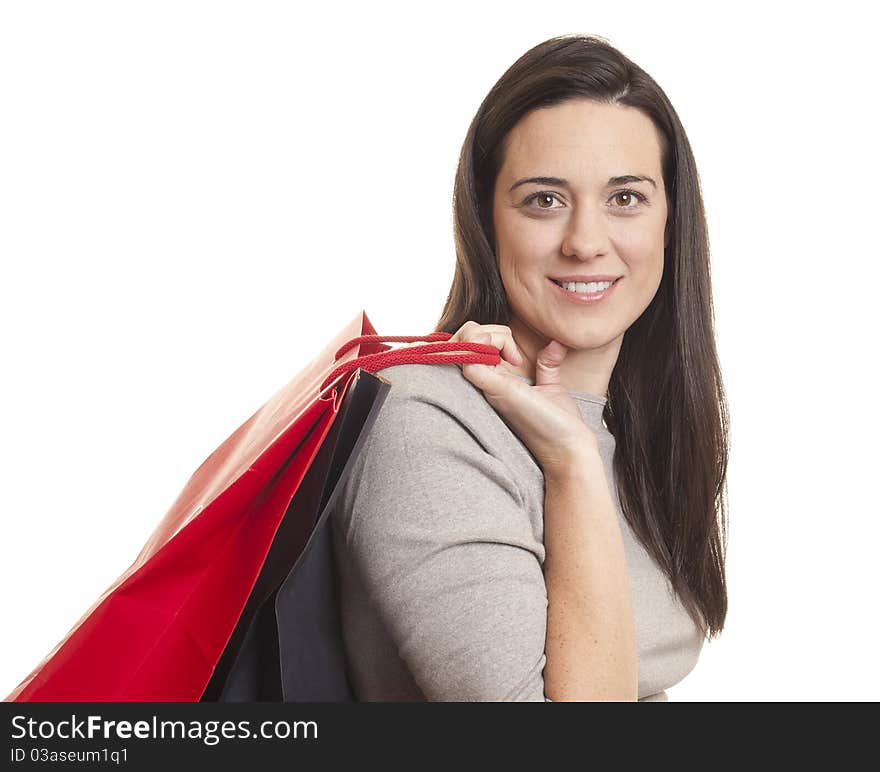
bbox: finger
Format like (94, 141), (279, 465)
(461, 332), (506, 390)
(448, 320), (479, 343)
(461, 356), (512, 400)
(450, 324), (523, 366)
(533, 339), (569, 388)
(500, 333), (524, 366)
(482, 325), (524, 366)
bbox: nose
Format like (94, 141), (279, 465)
(560, 203), (612, 259)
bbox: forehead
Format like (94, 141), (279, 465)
(501, 100), (663, 180)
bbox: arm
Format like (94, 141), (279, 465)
(339, 388), (550, 701)
(542, 450), (639, 701)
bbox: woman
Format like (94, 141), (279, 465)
(331, 33), (729, 701)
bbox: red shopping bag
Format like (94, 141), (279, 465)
(5, 309), (500, 702)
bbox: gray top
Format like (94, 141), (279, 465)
(330, 361), (704, 701)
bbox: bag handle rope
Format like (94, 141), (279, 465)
(320, 332), (501, 393)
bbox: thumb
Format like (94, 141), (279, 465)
(534, 339), (569, 388)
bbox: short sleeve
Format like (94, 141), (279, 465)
(337, 385), (550, 702)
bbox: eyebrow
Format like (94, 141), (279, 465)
(508, 174), (658, 192)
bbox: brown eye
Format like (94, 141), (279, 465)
(611, 190), (647, 209)
(523, 191), (563, 210)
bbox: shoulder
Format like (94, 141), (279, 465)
(347, 361), (527, 496)
(339, 362), (543, 559)
(366, 361), (502, 441)
(359, 362), (541, 485)
(371, 361), (484, 409)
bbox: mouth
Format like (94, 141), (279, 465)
(548, 276), (622, 303)
(548, 276), (622, 288)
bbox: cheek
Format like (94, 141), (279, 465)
(497, 255), (529, 298)
(625, 240), (664, 282)
(621, 250), (665, 313)
(497, 242), (546, 290)
(498, 209), (560, 255)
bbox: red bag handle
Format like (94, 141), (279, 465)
(320, 331), (501, 392)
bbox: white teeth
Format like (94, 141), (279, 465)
(556, 279), (614, 294)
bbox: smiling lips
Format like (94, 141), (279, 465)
(548, 276), (621, 304)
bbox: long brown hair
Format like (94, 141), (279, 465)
(435, 33), (729, 639)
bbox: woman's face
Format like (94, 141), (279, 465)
(491, 98), (668, 396)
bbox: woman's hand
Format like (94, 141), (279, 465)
(448, 322), (599, 472)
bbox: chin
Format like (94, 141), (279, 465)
(544, 327), (614, 350)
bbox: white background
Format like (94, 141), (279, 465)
(2, 1), (877, 702)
